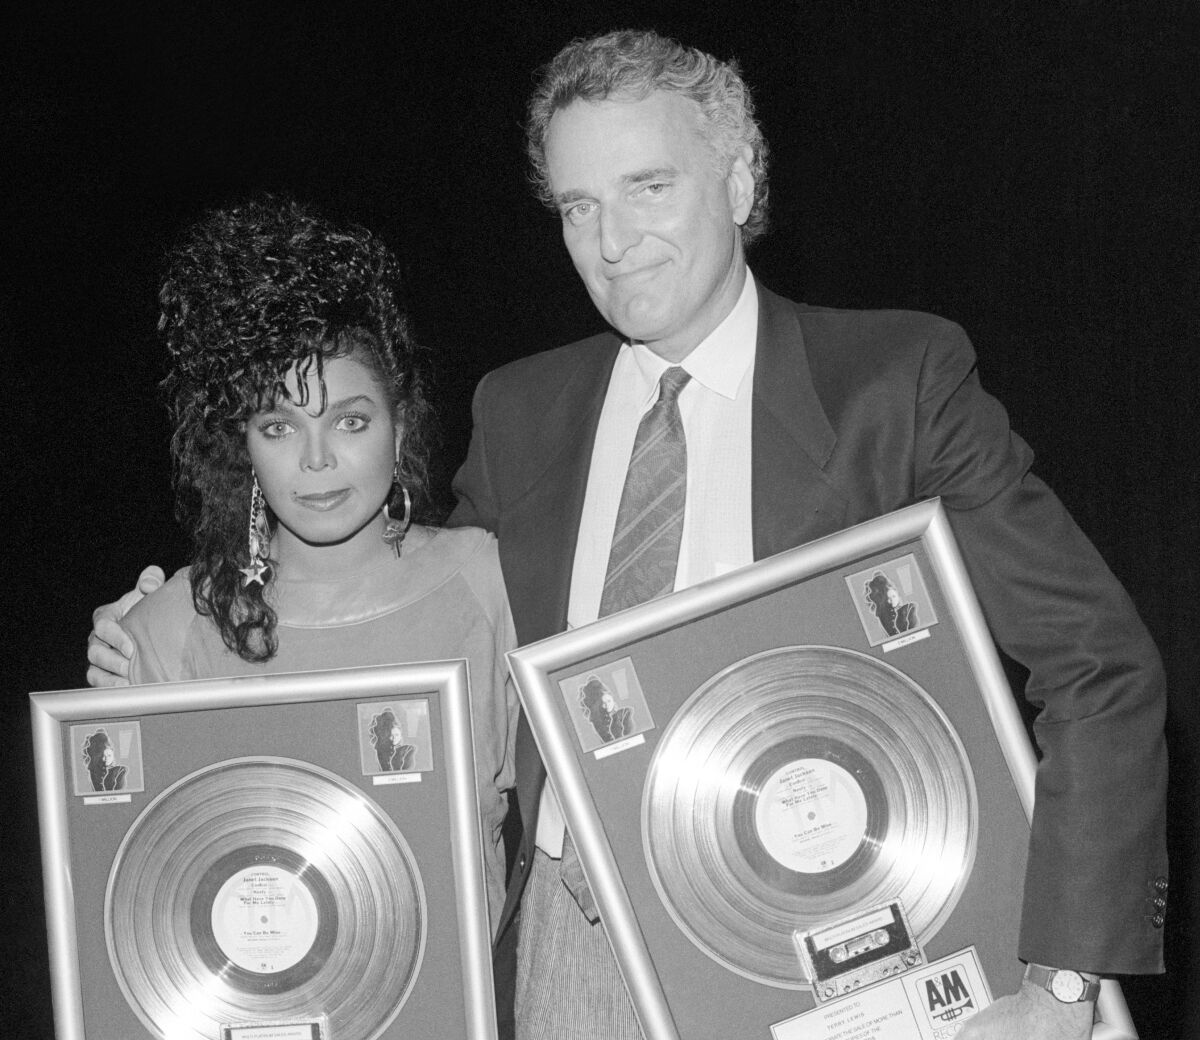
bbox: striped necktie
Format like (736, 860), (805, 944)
(561, 365), (691, 921)
(598, 365), (692, 616)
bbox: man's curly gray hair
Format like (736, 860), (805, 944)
(526, 29), (770, 246)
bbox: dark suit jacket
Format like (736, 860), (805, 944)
(450, 282), (1168, 1029)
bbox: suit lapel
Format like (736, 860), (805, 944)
(752, 285), (847, 558)
(499, 336), (620, 941)
(500, 336), (621, 646)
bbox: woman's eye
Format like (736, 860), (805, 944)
(336, 413), (369, 432)
(259, 420), (292, 438)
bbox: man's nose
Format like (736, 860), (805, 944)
(599, 204), (640, 263)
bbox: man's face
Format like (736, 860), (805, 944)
(545, 91), (755, 363)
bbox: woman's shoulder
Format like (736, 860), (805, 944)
(124, 567), (197, 626)
(123, 567), (202, 682)
(410, 524), (510, 617)
(410, 524), (499, 574)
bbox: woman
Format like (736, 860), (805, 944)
(81, 729), (127, 791)
(577, 675), (633, 744)
(122, 197), (517, 924)
(864, 571), (918, 637)
(369, 707), (417, 772)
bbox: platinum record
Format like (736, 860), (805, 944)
(642, 645), (978, 988)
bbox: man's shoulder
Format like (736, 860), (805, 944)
(759, 287), (977, 384)
(766, 288), (968, 348)
(476, 329), (621, 398)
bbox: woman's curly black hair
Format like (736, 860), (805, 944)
(159, 196), (435, 662)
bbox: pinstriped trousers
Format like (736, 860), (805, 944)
(515, 848), (645, 1039)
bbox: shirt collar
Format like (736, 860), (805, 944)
(627, 268), (758, 404)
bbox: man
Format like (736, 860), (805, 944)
(91, 30), (1167, 1040)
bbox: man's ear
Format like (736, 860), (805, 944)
(727, 145), (756, 227)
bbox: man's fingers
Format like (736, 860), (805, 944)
(136, 565), (166, 595)
(91, 566), (166, 631)
(86, 631), (131, 687)
(110, 583), (151, 620)
(90, 616), (135, 666)
(86, 567), (164, 687)
(85, 661), (130, 688)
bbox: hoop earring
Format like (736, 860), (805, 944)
(239, 475), (272, 587)
(382, 463), (412, 556)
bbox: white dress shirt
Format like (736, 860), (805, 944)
(537, 270), (759, 855)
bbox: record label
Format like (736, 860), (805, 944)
(211, 865), (320, 974)
(755, 759), (869, 874)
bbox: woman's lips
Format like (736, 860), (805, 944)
(295, 489), (352, 511)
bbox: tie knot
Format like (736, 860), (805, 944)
(658, 366), (691, 406)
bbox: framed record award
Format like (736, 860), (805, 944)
(31, 661), (498, 1040)
(507, 499), (1137, 1040)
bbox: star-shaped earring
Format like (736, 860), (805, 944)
(240, 559), (270, 587)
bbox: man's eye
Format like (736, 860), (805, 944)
(640, 182), (670, 197)
(562, 202), (596, 227)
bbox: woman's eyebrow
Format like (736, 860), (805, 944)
(326, 393), (378, 410)
(259, 393), (377, 415)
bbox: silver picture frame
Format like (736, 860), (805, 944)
(508, 499), (1136, 1040)
(31, 660), (498, 1040)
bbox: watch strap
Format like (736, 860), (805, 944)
(1024, 963), (1101, 1003)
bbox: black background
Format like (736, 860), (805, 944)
(6, 3), (1196, 1037)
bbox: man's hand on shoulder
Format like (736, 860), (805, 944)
(957, 978), (1094, 1040)
(85, 566), (165, 687)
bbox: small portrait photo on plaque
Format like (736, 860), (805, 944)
(845, 553), (938, 649)
(69, 721), (144, 797)
(559, 656), (654, 756)
(357, 699), (433, 777)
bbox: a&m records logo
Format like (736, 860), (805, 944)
(905, 955), (987, 1038)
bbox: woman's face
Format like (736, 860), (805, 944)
(390, 723), (404, 745)
(101, 747), (115, 767)
(246, 353), (401, 557)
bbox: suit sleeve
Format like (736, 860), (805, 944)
(449, 372), (499, 533)
(914, 322), (1168, 974)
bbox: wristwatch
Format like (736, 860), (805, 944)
(1024, 963), (1101, 1004)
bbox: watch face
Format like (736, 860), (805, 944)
(1050, 970), (1085, 1002)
